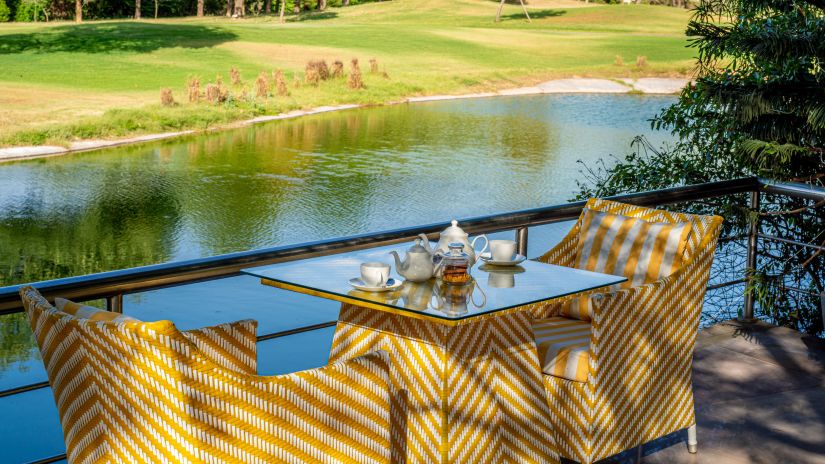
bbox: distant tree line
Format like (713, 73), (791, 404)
(0, 0), (380, 22)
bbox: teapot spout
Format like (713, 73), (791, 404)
(389, 250), (404, 273)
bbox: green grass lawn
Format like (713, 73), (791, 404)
(0, 0), (695, 147)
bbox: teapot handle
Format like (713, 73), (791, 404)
(470, 283), (487, 309)
(471, 234), (489, 256)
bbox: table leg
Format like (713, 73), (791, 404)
(329, 304), (558, 464)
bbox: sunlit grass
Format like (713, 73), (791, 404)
(0, 0), (694, 147)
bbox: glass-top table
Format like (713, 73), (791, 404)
(244, 241), (627, 463)
(242, 242), (626, 325)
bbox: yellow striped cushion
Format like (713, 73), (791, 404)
(55, 297), (257, 375)
(560, 209), (691, 321)
(55, 298), (139, 322)
(533, 316), (591, 382)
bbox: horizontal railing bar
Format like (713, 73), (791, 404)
(0, 177), (761, 314)
(757, 233), (825, 251)
(719, 234), (748, 243)
(0, 381), (50, 398)
(256, 321), (337, 342)
(707, 279), (747, 290)
(25, 454), (66, 464)
(757, 177), (825, 201)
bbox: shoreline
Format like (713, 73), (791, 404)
(0, 77), (688, 163)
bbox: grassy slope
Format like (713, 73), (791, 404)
(0, 0), (694, 146)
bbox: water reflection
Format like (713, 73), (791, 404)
(0, 94), (673, 385)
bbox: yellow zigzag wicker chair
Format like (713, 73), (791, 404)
(528, 199), (723, 464)
(19, 286), (393, 464)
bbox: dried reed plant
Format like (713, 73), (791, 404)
(615, 55), (624, 66)
(230, 67), (242, 85)
(331, 60), (344, 78)
(160, 88), (175, 106)
(369, 58), (379, 74)
(187, 77), (201, 103)
(205, 84), (220, 104)
(636, 55), (647, 67)
(272, 69), (289, 96)
(305, 65), (320, 85)
(348, 58), (364, 89)
(255, 71), (269, 98)
(305, 60), (330, 84)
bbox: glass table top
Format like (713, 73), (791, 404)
(242, 243), (627, 323)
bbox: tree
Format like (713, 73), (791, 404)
(579, 0), (825, 334)
(279, 0), (285, 21)
(135, 0), (141, 19)
(264, 0), (270, 13)
(197, 0), (203, 16)
(234, 0), (244, 16)
(75, 0), (81, 21)
(0, 0), (10, 21)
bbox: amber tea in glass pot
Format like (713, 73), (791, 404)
(438, 243), (472, 285)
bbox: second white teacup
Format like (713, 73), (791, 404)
(361, 262), (391, 287)
(489, 239), (517, 262)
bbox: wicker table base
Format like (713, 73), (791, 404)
(329, 304), (560, 464)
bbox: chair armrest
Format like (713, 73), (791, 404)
(535, 220), (581, 267)
(188, 349), (394, 464)
(182, 319), (258, 374)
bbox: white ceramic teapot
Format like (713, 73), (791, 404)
(418, 220), (488, 267)
(389, 239), (435, 282)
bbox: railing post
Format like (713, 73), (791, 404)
(106, 293), (124, 313)
(742, 191), (760, 322)
(515, 227), (529, 257)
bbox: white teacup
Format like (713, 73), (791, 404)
(361, 262), (390, 287)
(488, 271), (515, 288)
(489, 239), (517, 262)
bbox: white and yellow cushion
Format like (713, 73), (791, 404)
(55, 298), (139, 322)
(533, 316), (591, 382)
(560, 208), (691, 321)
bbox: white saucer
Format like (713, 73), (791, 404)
(348, 277), (403, 292)
(478, 264), (526, 274)
(479, 252), (527, 267)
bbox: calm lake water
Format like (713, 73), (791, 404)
(0, 94), (675, 463)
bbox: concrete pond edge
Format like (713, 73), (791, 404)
(0, 77), (689, 163)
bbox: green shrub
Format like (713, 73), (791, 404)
(14, 0), (47, 21)
(0, 0), (10, 21)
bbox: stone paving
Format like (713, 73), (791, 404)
(594, 320), (825, 464)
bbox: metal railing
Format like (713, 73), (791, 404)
(1, 176), (823, 464)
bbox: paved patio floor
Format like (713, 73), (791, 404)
(594, 320), (825, 464)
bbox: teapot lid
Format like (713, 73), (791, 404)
(409, 239), (428, 253)
(441, 219), (467, 237)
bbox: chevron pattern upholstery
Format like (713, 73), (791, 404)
(20, 286), (393, 464)
(54, 297), (259, 374)
(329, 303), (560, 464)
(524, 198), (723, 464)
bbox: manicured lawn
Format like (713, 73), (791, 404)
(0, 0), (694, 146)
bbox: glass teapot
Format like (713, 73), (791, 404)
(418, 220), (488, 268)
